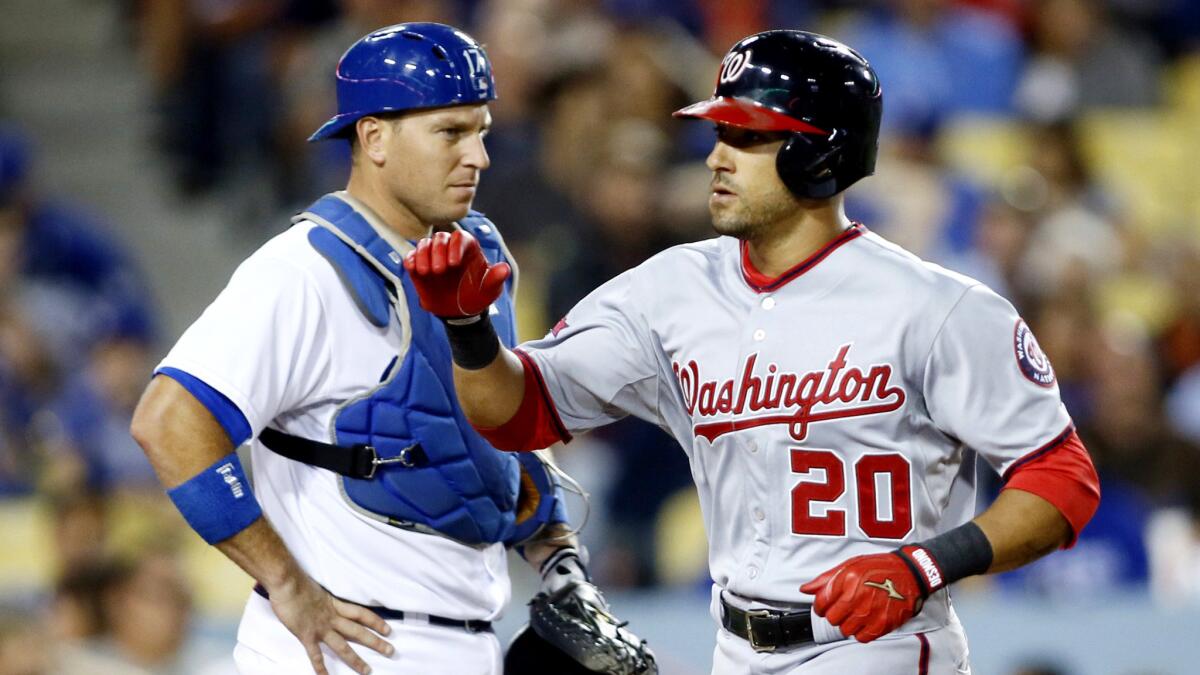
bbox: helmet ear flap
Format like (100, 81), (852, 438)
(776, 132), (843, 200)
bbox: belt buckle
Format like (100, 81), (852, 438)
(744, 609), (776, 653)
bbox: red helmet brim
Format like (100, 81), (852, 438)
(673, 96), (827, 135)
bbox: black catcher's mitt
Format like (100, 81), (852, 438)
(524, 580), (657, 675)
(505, 623), (596, 674)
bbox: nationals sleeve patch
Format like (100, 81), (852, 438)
(1013, 319), (1055, 387)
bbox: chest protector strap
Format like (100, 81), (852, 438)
(260, 193), (563, 548)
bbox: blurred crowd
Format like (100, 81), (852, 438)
(0, 116), (225, 671)
(3, 0), (1200, 672)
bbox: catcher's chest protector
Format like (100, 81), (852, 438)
(297, 194), (526, 546)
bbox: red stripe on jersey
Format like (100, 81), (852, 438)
(740, 223), (864, 292)
(473, 350), (572, 452)
(1002, 429), (1101, 548)
(917, 633), (930, 675)
(1002, 423), (1076, 480)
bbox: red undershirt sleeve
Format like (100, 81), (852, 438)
(472, 349), (572, 452)
(1000, 430), (1101, 548)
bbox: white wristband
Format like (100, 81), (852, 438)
(539, 546), (589, 595)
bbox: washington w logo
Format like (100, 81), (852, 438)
(719, 49), (753, 83)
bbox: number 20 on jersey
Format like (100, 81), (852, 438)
(791, 448), (913, 539)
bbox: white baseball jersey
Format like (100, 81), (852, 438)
(158, 195), (509, 667)
(520, 224), (1071, 635)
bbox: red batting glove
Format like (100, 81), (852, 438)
(800, 546), (938, 643)
(403, 230), (511, 318)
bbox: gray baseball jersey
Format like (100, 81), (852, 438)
(519, 225), (1071, 636)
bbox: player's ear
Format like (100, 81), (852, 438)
(355, 116), (390, 167)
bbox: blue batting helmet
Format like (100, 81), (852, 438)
(309, 22), (496, 142)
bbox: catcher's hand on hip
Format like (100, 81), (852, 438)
(800, 551), (927, 644)
(268, 574), (394, 675)
(404, 230), (510, 318)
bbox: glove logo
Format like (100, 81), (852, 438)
(863, 579), (904, 601)
(719, 49), (753, 84)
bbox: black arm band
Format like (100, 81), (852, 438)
(920, 521), (994, 585)
(441, 313), (501, 370)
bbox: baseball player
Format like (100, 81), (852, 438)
(130, 23), (650, 675)
(404, 31), (1103, 673)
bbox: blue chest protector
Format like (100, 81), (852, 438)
(296, 194), (562, 547)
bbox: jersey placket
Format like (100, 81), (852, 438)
(732, 290), (781, 592)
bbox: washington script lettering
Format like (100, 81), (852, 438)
(673, 344), (906, 442)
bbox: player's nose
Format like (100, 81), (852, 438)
(463, 133), (490, 171)
(706, 140), (734, 174)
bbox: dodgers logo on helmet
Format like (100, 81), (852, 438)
(309, 22), (497, 142)
(1014, 319), (1055, 387)
(462, 47), (491, 94)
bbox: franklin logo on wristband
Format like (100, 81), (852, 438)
(216, 462), (246, 498)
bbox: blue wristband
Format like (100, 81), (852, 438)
(167, 452), (262, 544)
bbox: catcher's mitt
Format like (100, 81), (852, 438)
(505, 623), (597, 674)
(525, 581), (657, 675)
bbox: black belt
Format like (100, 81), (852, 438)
(253, 584), (492, 633)
(258, 427), (427, 480)
(720, 595), (815, 652)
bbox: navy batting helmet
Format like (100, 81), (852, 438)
(309, 22), (496, 142)
(674, 31), (882, 200)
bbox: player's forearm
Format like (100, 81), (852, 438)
(132, 376), (309, 590)
(216, 517), (312, 593)
(520, 521), (579, 569)
(452, 347), (527, 427)
(973, 488), (1072, 574)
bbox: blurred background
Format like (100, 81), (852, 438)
(1, 0), (1200, 673)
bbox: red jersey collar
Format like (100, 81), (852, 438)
(740, 223), (865, 293)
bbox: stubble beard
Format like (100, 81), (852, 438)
(399, 188), (473, 229)
(709, 186), (801, 241)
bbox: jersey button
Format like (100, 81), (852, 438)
(753, 508), (765, 522)
(753, 329), (766, 341)
(748, 566), (759, 579)
(761, 297), (776, 310)
(746, 440), (758, 453)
